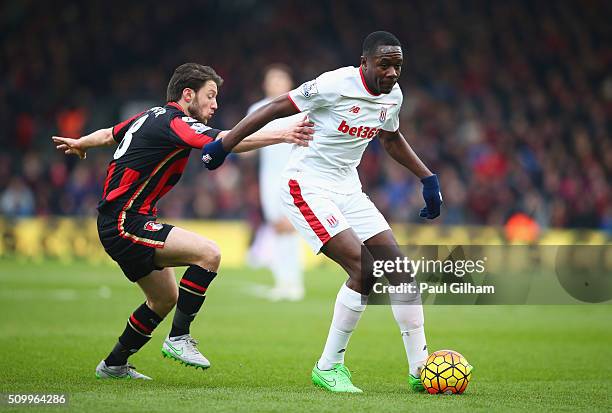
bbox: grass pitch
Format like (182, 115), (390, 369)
(0, 259), (611, 412)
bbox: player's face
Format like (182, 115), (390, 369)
(189, 80), (219, 124)
(263, 68), (293, 98)
(362, 46), (403, 94)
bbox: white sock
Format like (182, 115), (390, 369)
(318, 284), (367, 370)
(271, 232), (303, 290)
(389, 291), (428, 376)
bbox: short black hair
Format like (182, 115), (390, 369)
(362, 31), (402, 56)
(166, 63), (223, 102)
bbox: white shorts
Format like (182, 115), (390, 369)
(280, 178), (391, 253)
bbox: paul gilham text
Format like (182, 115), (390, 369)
(373, 282), (495, 295)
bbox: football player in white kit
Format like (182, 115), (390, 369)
(202, 31), (443, 393)
(247, 65), (305, 301)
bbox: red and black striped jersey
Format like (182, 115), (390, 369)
(97, 102), (221, 217)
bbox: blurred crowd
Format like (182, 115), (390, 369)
(1, 0), (610, 231)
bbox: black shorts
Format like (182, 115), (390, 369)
(97, 212), (174, 282)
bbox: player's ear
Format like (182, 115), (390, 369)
(183, 88), (193, 103)
(360, 55), (367, 69)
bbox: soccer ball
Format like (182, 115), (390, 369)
(420, 349), (473, 394)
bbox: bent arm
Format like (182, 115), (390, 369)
(220, 94), (300, 151)
(378, 129), (433, 179)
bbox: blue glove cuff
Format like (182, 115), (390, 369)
(201, 139), (230, 170)
(421, 174), (439, 189)
(202, 139), (228, 159)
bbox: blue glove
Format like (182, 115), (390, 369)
(201, 139), (229, 170)
(420, 174), (442, 219)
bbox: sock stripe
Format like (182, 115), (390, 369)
(106, 303), (161, 366)
(180, 278), (207, 293)
(129, 314), (153, 336)
(127, 319), (152, 337)
(179, 284), (206, 297)
(171, 266), (215, 338)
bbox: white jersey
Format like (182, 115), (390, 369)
(286, 66), (402, 194)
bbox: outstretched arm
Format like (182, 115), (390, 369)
(224, 116), (314, 153)
(52, 128), (115, 159)
(379, 129), (442, 219)
(221, 94), (300, 152)
(201, 94), (302, 168)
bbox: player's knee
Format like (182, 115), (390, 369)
(342, 250), (364, 274)
(195, 239), (221, 271)
(344, 249), (376, 294)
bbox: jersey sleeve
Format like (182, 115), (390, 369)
(112, 111), (145, 142)
(168, 116), (222, 149)
(287, 71), (341, 112)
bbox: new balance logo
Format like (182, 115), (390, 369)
(348, 106), (360, 114)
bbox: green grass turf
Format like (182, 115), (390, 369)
(0, 259), (611, 412)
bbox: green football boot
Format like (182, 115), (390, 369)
(312, 363), (363, 393)
(408, 373), (425, 392)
